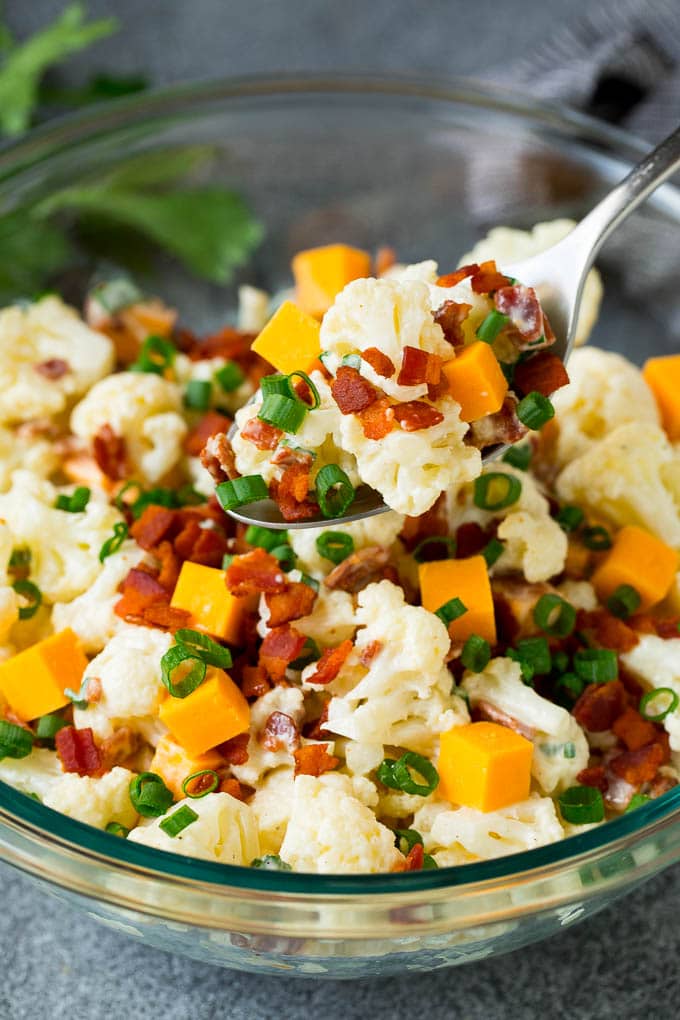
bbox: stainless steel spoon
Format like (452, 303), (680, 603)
(227, 123), (680, 531)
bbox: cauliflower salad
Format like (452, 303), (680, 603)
(0, 221), (678, 877)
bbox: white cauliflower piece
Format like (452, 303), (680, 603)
(0, 427), (59, 491)
(0, 747), (64, 801)
(128, 792), (260, 865)
(460, 219), (603, 347)
(43, 766), (138, 830)
(288, 510), (405, 578)
(230, 686), (305, 786)
(278, 774), (402, 873)
(250, 766), (295, 855)
(238, 284), (270, 332)
(70, 371), (188, 484)
(0, 471), (123, 603)
(556, 423), (680, 547)
(622, 636), (680, 752)
(325, 580), (468, 753)
(462, 657), (589, 794)
(551, 347), (660, 468)
(557, 580), (598, 612)
(0, 296), (114, 425)
(73, 626), (173, 743)
(294, 587), (356, 649)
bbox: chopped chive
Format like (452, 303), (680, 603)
(184, 379), (212, 410)
(378, 752), (439, 797)
(639, 687), (679, 722)
(316, 531), (355, 565)
(288, 371), (321, 409)
(160, 645), (207, 699)
(0, 720), (34, 760)
(606, 584), (641, 620)
(625, 793), (651, 812)
(215, 475), (269, 511)
(573, 648), (617, 684)
(554, 672), (584, 706)
(159, 804), (198, 837)
(502, 444), (532, 470)
(557, 505), (584, 532)
(35, 712), (68, 744)
(581, 525), (612, 551)
(482, 537), (504, 567)
(476, 310), (509, 343)
(182, 769), (220, 798)
(245, 525), (287, 552)
(105, 821), (130, 837)
(473, 472), (522, 511)
(129, 772), (174, 818)
(12, 579), (42, 620)
(64, 677), (90, 709)
(271, 544), (297, 571)
(508, 636), (551, 683)
(130, 335), (175, 375)
(558, 785), (604, 824)
(517, 391), (555, 430)
(435, 597), (467, 626)
(340, 354), (362, 369)
(461, 635), (491, 672)
(215, 361), (245, 393)
(174, 629), (232, 670)
(99, 521), (129, 562)
(258, 393), (308, 434)
(533, 593), (576, 638)
(394, 828), (424, 855)
(55, 486), (91, 513)
(315, 464), (355, 519)
(261, 373), (295, 398)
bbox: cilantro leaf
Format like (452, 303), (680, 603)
(0, 211), (70, 300)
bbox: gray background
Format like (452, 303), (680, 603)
(2, 1), (677, 1018)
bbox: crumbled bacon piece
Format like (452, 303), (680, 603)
(131, 505), (177, 550)
(218, 732), (250, 765)
(265, 581), (317, 627)
(573, 680), (626, 733)
(494, 284), (545, 345)
(436, 264), (478, 288)
(324, 546), (390, 594)
(304, 703), (332, 740)
(652, 617), (680, 640)
(141, 603), (191, 630)
(393, 401), (444, 432)
(191, 326), (255, 362)
(241, 417), (283, 451)
(610, 742), (665, 785)
(56, 727), (102, 777)
(359, 640), (383, 667)
(471, 699), (536, 740)
(184, 411), (231, 457)
(359, 397), (395, 439)
(270, 459), (318, 522)
(471, 260), (510, 294)
(259, 625), (307, 681)
(220, 777), (249, 801)
(34, 358), (70, 379)
(261, 711), (301, 752)
(201, 433), (239, 483)
(99, 726), (139, 770)
(183, 525), (229, 568)
(455, 522), (491, 559)
(576, 765), (608, 792)
(612, 707), (658, 752)
(513, 351), (569, 398)
(577, 609), (639, 654)
(397, 347), (442, 387)
(241, 665), (271, 699)
(362, 346), (395, 378)
(114, 567), (170, 619)
(225, 548), (288, 596)
(93, 423), (128, 481)
(469, 395), (527, 448)
(403, 842), (425, 871)
(433, 300), (471, 349)
(293, 743), (339, 777)
(155, 541), (181, 591)
(330, 366), (378, 414)
(308, 639), (353, 685)
(399, 494), (448, 551)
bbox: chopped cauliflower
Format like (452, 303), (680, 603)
(128, 792), (260, 865)
(0, 427), (59, 492)
(230, 686), (305, 787)
(288, 510), (405, 578)
(0, 747), (64, 801)
(70, 371), (188, 484)
(0, 296), (114, 425)
(622, 636), (680, 752)
(43, 766), (138, 830)
(238, 284), (270, 333)
(250, 766), (295, 855)
(294, 587), (356, 649)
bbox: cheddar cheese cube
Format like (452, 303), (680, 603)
(643, 354), (680, 440)
(439, 721), (533, 812)
(419, 555), (496, 644)
(591, 524), (677, 611)
(170, 561), (255, 644)
(441, 341), (508, 422)
(0, 628), (88, 721)
(159, 668), (250, 757)
(292, 243), (372, 318)
(150, 733), (224, 799)
(251, 300), (321, 375)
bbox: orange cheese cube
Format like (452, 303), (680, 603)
(441, 341), (508, 422)
(419, 556), (496, 644)
(150, 734), (223, 799)
(439, 721), (533, 812)
(591, 525), (678, 611)
(170, 561), (255, 644)
(643, 354), (680, 440)
(0, 628), (88, 721)
(292, 243), (372, 318)
(159, 668), (250, 757)
(251, 300), (321, 375)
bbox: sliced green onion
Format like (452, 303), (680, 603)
(606, 584), (641, 620)
(55, 486), (91, 513)
(245, 525), (287, 552)
(316, 531), (355, 565)
(476, 310), (509, 343)
(557, 505), (585, 532)
(502, 444), (531, 470)
(35, 712), (68, 743)
(412, 536), (457, 563)
(184, 379), (212, 411)
(482, 537), (504, 567)
(581, 526), (612, 551)
(315, 464), (355, 519)
(289, 637), (321, 671)
(131, 485), (177, 518)
(392, 752), (439, 797)
(639, 687), (679, 722)
(159, 804), (198, 837)
(160, 646), (207, 698)
(288, 371), (321, 409)
(573, 648), (617, 684)
(394, 828), (424, 855)
(99, 521), (129, 562)
(177, 485), (205, 507)
(13, 579), (42, 620)
(461, 635), (491, 673)
(564, 741), (576, 759)
(435, 597), (467, 626)
(251, 854), (292, 870)
(422, 853), (439, 869)
(340, 354), (361, 369)
(64, 677), (90, 709)
(114, 479), (144, 512)
(554, 672), (584, 706)
(261, 373), (295, 398)
(222, 553), (235, 569)
(508, 636), (551, 683)
(174, 629), (232, 670)
(552, 651), (570, 674)
(182, 769), (220, 798)
(130, 335), (175, 375)
(473, 472), (522, 511)
(625, 793), (651, 813)
(271, 544), (297, 571)
(0, 720), (34, 760)
(8, 547), (31, 577)
(215, 361), (245, 393)
(517, 391), (555, 430)
(105, 821), (130, 837)
(377, 758), (400, 790)
(298, 572), (320, 592)
(215, 475), (269, 511)
(90, 277), (142, 314)
(533, 593), (576, 638)
(558, 785), (605, 824)
(258, 393), (308, 434)
(129, 772), (174, 818)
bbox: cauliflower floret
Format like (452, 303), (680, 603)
(0, 471), (123, 603)
(556, 580), (598, 612)
(278, 774), (402, 873)
(0, 296), (114, 425)
(556, 423), (680, 548)
(462, 657), (589, 794)
(238, 284), (270, 332)
(551, 347), (660, 468)
(324, 580), (468, 753)
(43, 766), (138, 830)
(52, 544), (145, 653)
(288, 510), (405, 578)
(73, 626), (173, 743)
(230, 686), (305, 787)
(460, 220), (603, 347)
(0, 747), (64, 800)
(128, 792), (260, 865)
(622, 636), (680, 752)
(0, 427), (59, 491)
(70, 371), (187, 484)
(294, 587), (356, 649)
(250, 766), (295, 855)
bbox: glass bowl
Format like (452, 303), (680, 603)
(1, 74), (680, 979)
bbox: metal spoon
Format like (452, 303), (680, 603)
(227, 123), (680, 531)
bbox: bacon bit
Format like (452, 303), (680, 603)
(359, 397), (395, 439)
(304, 703), (332, 740)
(191, 326), (256, 363)
(362, 346), (395, 378)
(114, 567), (169, 620)
(652, 617), (680, 640)
(576, 765), (608, 792)
(259, 625), (307, 682)
(375, 246), (397, 276)
(261, 711), (301, 753)
(220, 777), (248, 800)
(433, 300), (471, 349)
(241, 665), (271, 699)
(471, 260), (511, 294)
(403, 842), (425, 871)
(359, 640), (383, 667)
(293, 743), (339, 777)
(456, 522), (492, 559)
(55, 726), (103, 777)
(184, 411), (231, 457)
(270, 460), (318, 523)
(34, 358), (70, 380)
(494, 284), (545, 344)
(2, 708), (31, 730)
(93, 424), (128, 481)
(217, 731), (250, 765)
(573, 680), (626, 733)
(393, 400), (444, 432)
(225, 548), (287, 596)
(85, 677), (103, 705)
(201, 432), (239, 484)
(308, 639), (353, 685)
(648, 772), (678, 798)
(610, 742), (665, 785)
(131, 505), (177, 551)
(471, 699), (536, 740)
(324, 546), (390, 594)
(436, 264), (478, 288)
(397, 347), (442, 387)
(63, 453), (112, 493)
(141, 603), (191, 630)
(177, 523), (229, 569)
(513, 351), (569, 397)
(100, 726), (139, 770)
(399, 494), (448, 551)
(265, 581), (317, 627)
(331, 366), (378, 414)
(16, 417), (61, 441)
(469, 395), (527, 449)
(154, 541), (181, 591)
(612, 707), (658, 752)
(578, 609), (639, 654)
(241, 417), (283, 451)
(563, 539), (592, 582)
(618, 664), (645, 704)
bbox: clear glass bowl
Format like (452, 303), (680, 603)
(1, 75), (680, 978)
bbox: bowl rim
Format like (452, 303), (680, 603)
(0, 71), (678, 898)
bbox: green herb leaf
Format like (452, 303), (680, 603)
(0, 211), (70, 301)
